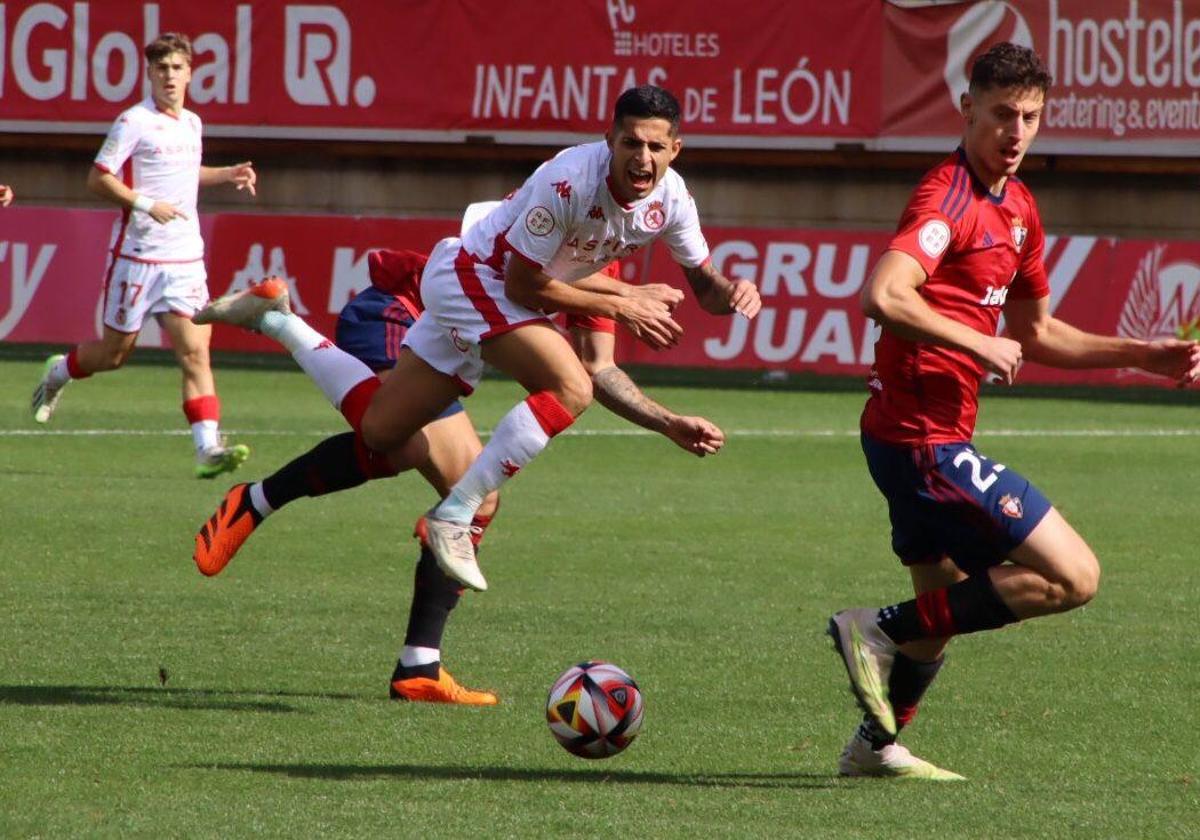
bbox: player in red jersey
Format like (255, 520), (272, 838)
(194, 250), (726, 704)
(827, 43), (1200, 780)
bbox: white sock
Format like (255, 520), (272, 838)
(248, 482), (274, 519)
(260, 311), (375, 409)
(400, 645), (440, 668)
(46, 357), (71, 389)
(434, 400), (551, 524)
(191, 420), (219, 453)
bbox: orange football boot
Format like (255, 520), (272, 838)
(194, 483), (262, 576)
(389, 665), (499, 705)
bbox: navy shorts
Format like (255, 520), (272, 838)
(861, 431), (1052, 575)
(335, 286), (463, 420)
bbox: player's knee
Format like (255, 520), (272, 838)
(1064, 554), (1100, 608)
(360, 410), (400, 453)
(1051, 552), (1100, 610)
(553, 370), (593, 417)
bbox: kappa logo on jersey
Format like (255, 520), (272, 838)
(918, 219), (951, 257)
(525, 206), (555, 237)
(551, 180), (573, 200)
(642, 200), (665, 231)
(1010, 217), (1027, 249)
(998, 494), (1023, 519)
(587, 204), (606, 220)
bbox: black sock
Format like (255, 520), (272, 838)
(260, 432), (369, 509)
(877, 573), (1017, 645)
(400, 546), (463, 652)
(858, 653), (945, 749)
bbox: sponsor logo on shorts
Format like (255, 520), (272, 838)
(918, 219), (951, 257)
(525, 206), (555, 237)
(642, 200), (665, 231)
(450, 327), (469, 353)
(999, 493), (1023, 519)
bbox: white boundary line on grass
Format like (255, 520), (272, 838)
(2, 428), (1198, 438)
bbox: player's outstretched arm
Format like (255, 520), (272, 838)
(87, 166), (186, 225)
(864, 250), (1024, 384)
(0, 184), (13, 207)
(200, 161), (257, 195)
(572, 326), (724, 456)
(506, 257), (682, 350)
(1005, 297), (1200, 386)
(681, 262), (761, 318)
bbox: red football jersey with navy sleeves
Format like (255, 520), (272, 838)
(861, 149), (1050, 445)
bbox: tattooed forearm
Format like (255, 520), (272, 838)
(591, 365), (671, 433)
(682, 262), (732, 314)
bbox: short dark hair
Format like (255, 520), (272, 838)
(145, 32), (193, 65)
(612, 85), (681, 134)
(969, 42), (1052, 95)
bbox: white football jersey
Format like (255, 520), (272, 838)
(463, 141), (709, 282)
(94, 98), (204, 263)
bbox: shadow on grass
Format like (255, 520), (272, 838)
(0, 684), (361, 714)
(196, 761), (839, 789)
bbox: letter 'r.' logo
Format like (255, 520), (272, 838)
(285, 6), (376, 107)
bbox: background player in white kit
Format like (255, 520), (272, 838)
(31, 33), (258, 479)
(197, 85), (761, 587)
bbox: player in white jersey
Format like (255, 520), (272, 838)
(196, 85), (761, 589)
(31, 33), (258, 479)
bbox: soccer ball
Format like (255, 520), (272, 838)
(545, 661), (644, 759)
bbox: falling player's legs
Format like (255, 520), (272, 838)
(412, 323), (589, 590)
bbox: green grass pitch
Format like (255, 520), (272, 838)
(1, 354), (1197, 838)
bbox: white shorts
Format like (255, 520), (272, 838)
(403, 236), (550, 392)
(102, 257), (208, 334)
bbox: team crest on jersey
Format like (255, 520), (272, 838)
(525, 206), (555, 237)
(1010, 216), (1028, 250)
(998, 494), (1023, 519)
(642, 200), (665, 231)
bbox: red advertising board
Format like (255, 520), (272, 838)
(0, 0), (880, 146)
(883, 0), (1200, 155)
(1, 1), (1194, 154)
(3, 206), (1197, 389)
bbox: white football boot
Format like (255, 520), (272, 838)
(839, 732), (965, 781)
(193, 276), (291, 330)
(31, 353), (68, 424)
(827, 608), (898, 736)
(414, 514), (488, 592)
